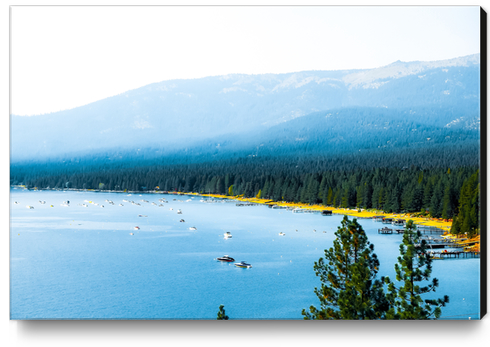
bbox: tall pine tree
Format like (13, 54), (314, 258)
(302, 216), (387, 319)
(383, 220), (449, 319)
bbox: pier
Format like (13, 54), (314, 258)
(378, 227), (393, 234)
(416, 225), (445, 234)
(292, 208), (321, 214)
(427, 250), (480, 259)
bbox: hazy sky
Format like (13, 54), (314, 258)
(11, 5), (480, 116)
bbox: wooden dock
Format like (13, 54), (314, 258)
(427, 250), (480, 259)
(378, 227), (393, 234)
(292, 208), (321, 214)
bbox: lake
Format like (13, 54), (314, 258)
(10, 188), (480, 319)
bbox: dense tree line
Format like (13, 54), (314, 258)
(11, 147), (480, 236)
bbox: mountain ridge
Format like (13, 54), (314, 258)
(11, 53), (480, 162)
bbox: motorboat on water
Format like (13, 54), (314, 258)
(134, 226), (140, 230)
(177, 209), (183, 214)
(189, 227), (197, 230)
(234, 261), (252, 268)
(224, 232), (232, 239)
(279, 232), (286, 236)
(217, 255), (235, 262)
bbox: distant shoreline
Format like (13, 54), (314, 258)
(11, 185), (452, 232)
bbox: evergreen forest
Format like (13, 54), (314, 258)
(10, 144), (481, 237)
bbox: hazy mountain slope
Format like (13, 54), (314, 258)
(10, 54), (480, 162)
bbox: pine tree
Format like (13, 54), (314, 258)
(302, 216), (388, 320)
(383, 220), (449, 319)
(451, 171), (480, 237)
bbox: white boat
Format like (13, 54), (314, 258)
(234, 261), (252, 268)
(129, 233), (134, 235)
(177, 209), (182, 214)
(224, 232), (232, 239)
(189, 227), (197, 231)
(26, 205), (34, 209)
(279, 232), (286, 236)
(134, 226), (140, 230)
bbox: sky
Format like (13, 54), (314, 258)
(10, 5), (480, 116)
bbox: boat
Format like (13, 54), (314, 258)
(224, 232), (232, 239)
(134, 226), (140, 230)
(217, 255), (235, 262)
(180, 219), (185, 222)
(279, 232), (285, 236)
(129, 233), (134, 235)
(234, 261), (252, 268)
(189, 227), (197, 230)
(177, 209), (182, 214)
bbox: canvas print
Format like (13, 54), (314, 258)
(10, 6), (483, 320)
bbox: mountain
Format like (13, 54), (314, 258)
(10, 54), (480, 162)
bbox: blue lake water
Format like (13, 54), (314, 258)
(10, 189), (480, 319)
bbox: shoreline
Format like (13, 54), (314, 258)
(11, 186), (480, 252)
(10, 185), (453, 231)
